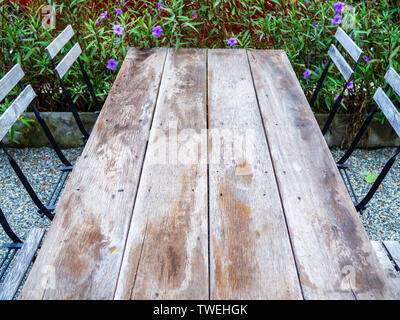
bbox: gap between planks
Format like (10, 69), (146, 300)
(112, 48), (169, 299)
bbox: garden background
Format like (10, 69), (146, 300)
(0, 0), (399, 136)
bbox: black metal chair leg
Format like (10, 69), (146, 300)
(356, 146), (400, 211)
(0, 208), (22, 244)
(77, 56), (102, 112)
(310, 59), (332, 108)
(0, 143), (54, 221)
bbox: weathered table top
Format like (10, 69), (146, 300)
(21, 48), (396, 300)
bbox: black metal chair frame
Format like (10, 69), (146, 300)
(45, 25), (102, 142)
(0, 207), (22, 282)
(336, 67), (400, 212)
(0, 64), (73, 222)
(309, 27), (363, 135)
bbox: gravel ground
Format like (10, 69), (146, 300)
(0, 147), (83, 287)
(332, 148), (400, 241)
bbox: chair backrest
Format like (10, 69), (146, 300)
(45, 25), (83, 80)
(45, 25), (101, 140)
(0, 64), (36, 141)
(328, 27), (363, 81)
(373, 67), (400, 138)
(0, 65), (71, 221)
(339, 67), (400, 212)
(310, 27), (363, 135)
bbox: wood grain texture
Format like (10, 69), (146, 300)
(385, 67), (400, 97)
(0, 64), (25, 102)
(335, 27), (362, 62)
(45, 25), (74, 60)
(248, 49), (396, 299)
(328, 44), (353, 82)
(383, 241), (400, 270)
(115, 48), (208, 300)
(373, 87), (400, 138)
(371, 241), (400, 299)
(0, 228), (45, 300)
(207, 49), (302, 299)
(0, 85), (36, 141)
(19, 48), (167, 300)
(54, 43), (82, 79)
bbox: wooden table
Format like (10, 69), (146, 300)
(20, 48), (397, 300)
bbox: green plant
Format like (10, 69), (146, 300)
(0, 0), (399, 136)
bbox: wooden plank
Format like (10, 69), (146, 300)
(385, 67), (400, 98)
(0, 64), (25, 102)
(115, 48), (208, 300)
(335, 27), (363, 62)
(0, 228), (45, 300)
(0, 85), (36, 141)
(328, 44), (353, 82)
(373, 87), (400, 138)
(207, 49), (302, 299)
(45, 25), (74, 60)
(20, 48), (168, 300)
(383, 241), (400, 270)
(248, 49), (396, 299)
(54, 43), (82, 79)
(371, 241), (400, 299)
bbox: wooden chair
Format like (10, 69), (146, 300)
(309, 27), (363, 135)
(45, 25), (102, 142)
(0, 64), (73, 220)
(337, 67), (400, 212)
(0, 207), (45, 300)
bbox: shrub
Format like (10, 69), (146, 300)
(0, 0), (399, 126)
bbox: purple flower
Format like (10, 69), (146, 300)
(333, 2), (345, 14)
(315, 68), (319, 73)
(303, 69), (312, 79)
(227, 37), (238, 47)
(107, 59), (118, 71)
(321, 60), (327, 66)
(332, 15), (342, 26)
(334, 94), (340, 101)
(20, 35), (27, 40)
(305, 0), (310, 5)
(116, 8), (123, 15)
(113, 25), (124, 36)
(192, 11), (197, 19)
(365, 56), (370, 63)
(184, 24), (189, 28)
(347, 81), (354, 89)
(100, 11), (108, 19)
(156, 1), (164, 10)
(96, 19), (102, 25)
(152, 25), (163, 37)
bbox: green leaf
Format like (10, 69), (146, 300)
(361, 171), (379, 184)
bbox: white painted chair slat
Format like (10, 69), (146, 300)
(54, 43), (82, 79)
(373, 87), (400, 138)
(0, 64), (25, 103)
(45, 25), (74, 60)
(328, 44), (353, 82)
(385, 67), (400, 97)
(0, 85), (36, 141)
(335, 27), (363, 62)
(0, 228), (45, 300)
